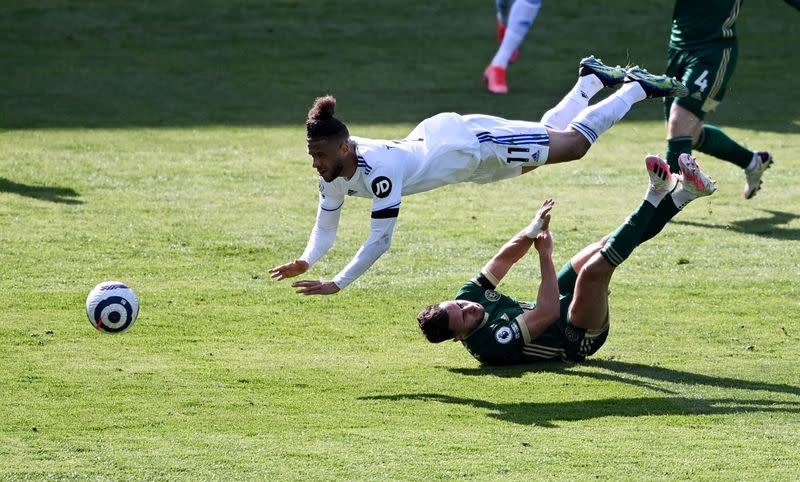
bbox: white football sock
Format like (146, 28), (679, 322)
(540, 75), (604, 130)
(745, 152), (759, 171)
(567, 82), (647, 144)
(645, 190), (667, 207)
(490, 0), (540, 68)
(671, 188), (696, 210)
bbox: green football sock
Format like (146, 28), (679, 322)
(557, 261), (578, 295)
(637, 193), (681, 245)
(665, 136), (693, 173)
(694, 124), (753, 169)
(600, 201), (657, 267)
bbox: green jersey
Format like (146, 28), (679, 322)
(670, 0), (742, 49)
(455, 276), (568, 365)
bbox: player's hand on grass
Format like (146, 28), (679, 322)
(291, 279), (341, 295)
(269, 259), (309, 281)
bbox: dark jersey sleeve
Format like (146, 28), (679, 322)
(455, 272), (497, 301)
(462, 318), (527, 366)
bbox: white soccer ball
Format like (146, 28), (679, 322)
(85, 281), (140, 334)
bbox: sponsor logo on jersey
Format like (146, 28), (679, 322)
(564, 325), (581, 343)
(691, 92), (703, 101)
(495, 326), (513, 344)
(371, 176), (392, 198)
(532, 151), (540, 163)
(347, 189), (357, 196)
(511, 322), (521, 339)
(485, 290), (501, 302)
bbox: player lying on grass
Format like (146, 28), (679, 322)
(270, 56), (689, 295)
(417, 153), (716, 365)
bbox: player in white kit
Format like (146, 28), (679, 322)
(484, 0), (542, 94)
(270, 57), (688, 295)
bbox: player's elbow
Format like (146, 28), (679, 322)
(377, 235), (392, 253)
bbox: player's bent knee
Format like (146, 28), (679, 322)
(579, 255), (614, 282)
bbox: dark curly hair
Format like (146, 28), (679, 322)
(306, 95), (349, 142)
(417, 304), (454, 343)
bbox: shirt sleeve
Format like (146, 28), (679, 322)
(299, 183), (345, 267)
(455, 270), (499, 300)
(364, 153), (404, 217)
(462, 318), (526, 366)
(331, 216), (398, 289)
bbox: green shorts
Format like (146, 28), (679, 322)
(556, 293), (609, 362)
(663, 42), (738, 120)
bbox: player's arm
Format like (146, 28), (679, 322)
(292, 205), (399, 295)
(480, 199), (555, 285)
(269, 191), (343, 281)
(292, 166), (403, 295)
(519, 228), (560, 340)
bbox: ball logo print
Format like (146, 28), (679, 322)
(371, 176), (392, 198)
(495, 326), (513, 344)
(85, 281), (140, 334)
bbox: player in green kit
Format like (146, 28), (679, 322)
(663, 0), (800, 199)
(417, 153), (716, 365)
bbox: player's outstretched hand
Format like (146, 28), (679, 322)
(535, 198), (555, 231)
(291, 279), (341, 296)
(525, 198), (555, 238)
(269, 259), (309, 281)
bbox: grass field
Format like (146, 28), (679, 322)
(2, 1), (799, 480)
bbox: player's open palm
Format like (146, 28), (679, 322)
(535, 198), (555, 231)
(269, 259), (309, 281)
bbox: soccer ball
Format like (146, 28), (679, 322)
(85, 281), (140, 334)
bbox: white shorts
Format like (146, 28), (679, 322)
(463, 114), (551, 184)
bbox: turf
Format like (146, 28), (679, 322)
(1, 1), (799, 480)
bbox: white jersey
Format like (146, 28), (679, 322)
(318, 112), (550, 216)
(302, 112), (550, 289)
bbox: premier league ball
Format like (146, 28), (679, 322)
(85, 281), (140, 334)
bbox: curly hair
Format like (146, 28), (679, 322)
(306, 95), (349, 142)
(417, 304), (453, 343)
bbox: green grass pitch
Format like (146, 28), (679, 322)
(1, 1), (799, 479)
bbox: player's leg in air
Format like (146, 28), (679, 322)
(484, 0), (542, 94)
(558, 154), (716, 336)
(532, 57), (689, 168)
(664, 47), (772, 199)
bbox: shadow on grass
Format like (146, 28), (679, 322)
(0, 177), (82, 204)
(361, 392), (800, 427)
(673, 209), (800, 241)
(448, 359), (800, 397)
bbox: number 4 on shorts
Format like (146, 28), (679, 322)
(694, 70), (709, 92)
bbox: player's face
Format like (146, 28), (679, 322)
(441, 300), (485, 340)
(308, 139), (347, 182)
